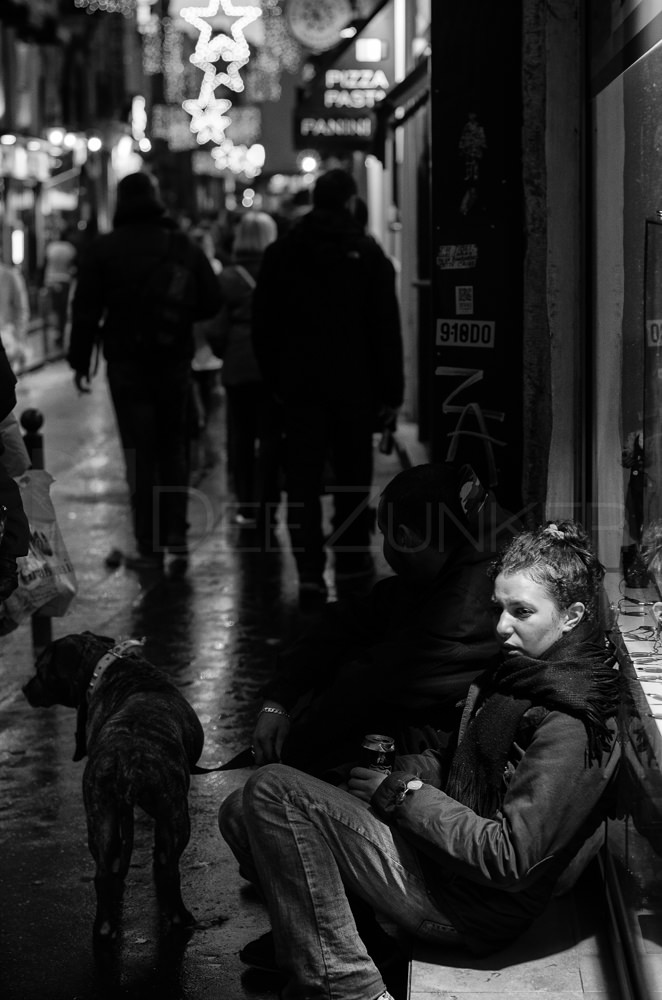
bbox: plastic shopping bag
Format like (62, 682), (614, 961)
(0, 469), (77, 634)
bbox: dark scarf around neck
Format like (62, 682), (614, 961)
(444, 620), (621, 818)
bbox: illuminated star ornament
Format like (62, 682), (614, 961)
(180, 0), (262, 147)
(182, 96), (233, 145)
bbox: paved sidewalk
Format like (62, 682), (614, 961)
(0, 359), (419, 1000)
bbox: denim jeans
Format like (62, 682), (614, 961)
(218, 764), (460, 1000)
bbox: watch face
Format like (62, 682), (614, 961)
(286, 0), (353, 53)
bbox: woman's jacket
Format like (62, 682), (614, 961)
(370, 621), (622, 954)
(214, 253), (263, 387)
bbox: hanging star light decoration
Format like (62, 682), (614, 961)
(180, 0), (262, 149)
(183, 96), (233, 145)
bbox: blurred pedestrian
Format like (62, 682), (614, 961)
(67, 171), (222, 571)
(0, 255), (30, 374)
(0, 344), (30, 598)
(213, 210), (280, 528)
(188, 225), (224, 476)
(252, 169), (404, 606)
(43, 226), (77, 347)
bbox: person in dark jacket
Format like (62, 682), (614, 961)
(219, 521), (621, 999)
(251, 462), (520, 776)
(67, 172), (222, 570)
(0, 346), (30, 595)
(251, 168), (404, 605)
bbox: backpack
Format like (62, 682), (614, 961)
(137, 232), (196, 351)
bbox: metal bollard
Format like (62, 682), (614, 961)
(20, 408), (52, 650)
(20, 409), (45, 471)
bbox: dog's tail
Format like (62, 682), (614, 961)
(191, 746), (255, 773)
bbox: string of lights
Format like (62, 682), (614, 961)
(179, 0), (262, 173)
(74, 0), (137, 15)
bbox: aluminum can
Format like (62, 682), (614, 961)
(359, 734), (396, 773)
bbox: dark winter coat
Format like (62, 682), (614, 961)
(0, 347), (29, 559)
(68, 204), (222, 375)
(260, 494), (519, 771)
(251, 207), (404, 411)
(214, 253), (263, 387)
(371, 624), (622, 954)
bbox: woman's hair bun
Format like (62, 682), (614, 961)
(491, 519), (605, 619)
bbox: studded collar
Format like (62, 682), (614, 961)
(86, 638), (145, 702)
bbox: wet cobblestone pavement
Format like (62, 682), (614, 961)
(0, 360), (404, 1000)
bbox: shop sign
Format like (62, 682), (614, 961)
(294, 2), (394, 150)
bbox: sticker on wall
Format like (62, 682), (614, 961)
(436, 244), (478, 270)
(436, 319), (495, 348)
(646, 320), (662, 347)
(455, 286), (474, 315)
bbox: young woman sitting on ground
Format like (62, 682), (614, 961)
(218, 521), (622, 1000)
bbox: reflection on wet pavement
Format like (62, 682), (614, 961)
(0, 361), (396, 1000)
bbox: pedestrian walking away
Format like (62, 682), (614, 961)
(67, 170), (222, 572)
(252, 168), (404, 606)
(212, 210), (280, 530)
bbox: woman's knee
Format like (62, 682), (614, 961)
(218, 765), (292, 835)
(243, 763), (318, 816)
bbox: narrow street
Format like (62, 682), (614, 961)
(0, 359), (402, 1000)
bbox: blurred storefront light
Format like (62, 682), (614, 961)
(297, 149), (320, 174)
(112, 134), (142, 178)
(87, 136), (103, 153)
(11, 229), (24, 267)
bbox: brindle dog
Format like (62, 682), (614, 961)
(22, 631), (205, 941)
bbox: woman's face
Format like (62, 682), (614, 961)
(492, 570), (581, 658)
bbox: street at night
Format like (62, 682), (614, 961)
(0, 360), (398, 999)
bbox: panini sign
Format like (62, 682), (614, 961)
(294, 4), (394, 151)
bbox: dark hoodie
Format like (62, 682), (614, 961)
(260, 493), (521, 774)
(251, 206), (404, 411)
(68, 180), (222, 375)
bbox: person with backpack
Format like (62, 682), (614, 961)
(212, 211), (280, 528)
(252, 169), (404, 607)
(67, 172), (222, 571)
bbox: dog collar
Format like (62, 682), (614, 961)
(87, 638), (145, 701)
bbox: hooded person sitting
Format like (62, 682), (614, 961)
(251, 461), (521, 776)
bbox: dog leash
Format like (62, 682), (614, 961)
(191, 745), (256, 773)
(84, 638), (257, 772)
(86, 637), (146, 702)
